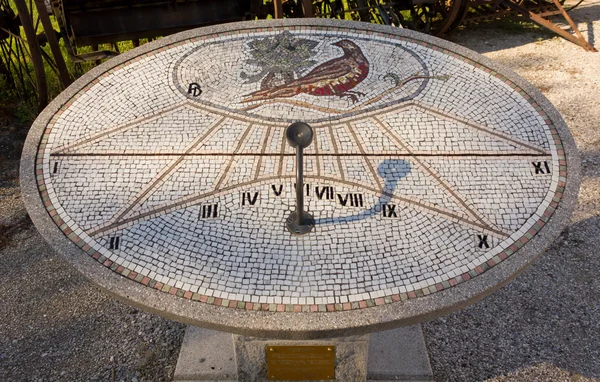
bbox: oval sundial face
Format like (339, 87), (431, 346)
(22, 20), (578, 336)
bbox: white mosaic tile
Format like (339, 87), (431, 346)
(38, 26), (563, 306)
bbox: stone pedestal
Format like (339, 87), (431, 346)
(368, 327), (433, 382)
(173, 325), (433, 382)
(174, 327), (237, 381)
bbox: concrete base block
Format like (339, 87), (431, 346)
(174, 325), (433, 382)
(173, 327), (237, 382)
(367, 325), (433, 381)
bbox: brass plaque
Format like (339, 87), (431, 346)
(266, 345), (335, 380)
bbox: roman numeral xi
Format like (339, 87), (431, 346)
(532, 161), (551, 174)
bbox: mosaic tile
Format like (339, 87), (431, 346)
(34, 25), (567, 311)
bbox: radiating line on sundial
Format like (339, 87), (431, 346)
(313, 130), (321, 177)
(310, 175), (510, 239)
(90, 175), (288, 237)
(213, 122), (254, 190)
(277, 128), (287, 177)
(50, 152), (552, 158)
(413, 103), (550, 155)
(88, 115), (228, 237)
(372, 116), (510, 236)
(344, 122), (383, 191)
(327, 125), (345, 181)
(254, 125), (273, 180)
(88, 173), (510, 239)
(50, 103), (187, 154)
(74, 98), (541, 238)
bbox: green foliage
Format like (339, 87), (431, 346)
(0, 76), (34, 124)
(0, 0), (162, 119)
(12, 100), (36, 123)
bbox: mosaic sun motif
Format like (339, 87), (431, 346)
(35, 25), (567, 312)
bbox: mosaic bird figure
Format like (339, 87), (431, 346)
(242, 40), (369, 103)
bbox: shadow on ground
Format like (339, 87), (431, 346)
(447, 3), (600, 54)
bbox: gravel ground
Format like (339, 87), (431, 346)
(1, 3), (599, 381)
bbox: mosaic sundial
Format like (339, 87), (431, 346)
(22, 20), (579, 337)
